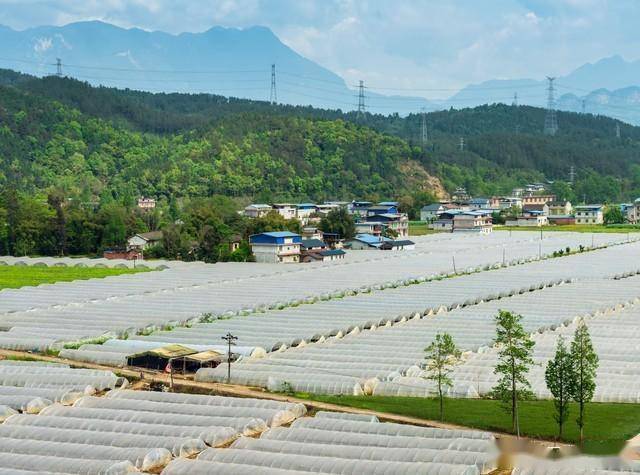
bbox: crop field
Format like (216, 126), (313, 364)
(0, 265), (149, 290)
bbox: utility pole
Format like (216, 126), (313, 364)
(459, 137), (465, 152)
(544, 77), (558, 136)
(357, 80), (366, 120)
(616, 123), (621, 139)
(421, 107), (428, 148)
(221, 332), (238, 383)
(56, 58), (62, 77)
(269, 64), (277, 104)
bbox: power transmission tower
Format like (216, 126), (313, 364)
(569, 165), (576, 185)
(269, 64), (277, 104)
(544, 77), (558, 136)
(357, 80), (366, 120)
(459, 137), (465, 152)
(420, 107), (428, 147)
(56, 58), (62, 77)
(512, 92), (518, 106)
(581, 99), (586, 114)
(221, 332), (238, 383)
(616, 123), (621, 139)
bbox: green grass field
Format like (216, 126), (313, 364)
(497, 224), (640, 234)
(0, 265), (150, 290)
(408, 221), (439, 236)
(294, 394), (640, 455)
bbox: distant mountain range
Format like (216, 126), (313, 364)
(0, 21), (638, 123)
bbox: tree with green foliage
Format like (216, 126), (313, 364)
(570, 319), (599, 447)
(423, 332), (462, 421)
(319, 207), (356, 240)
(545, 336), (573, 439)
(492, 310), (535, 436)
(248, 211), (301, 236)
(603, 205), (625, 225)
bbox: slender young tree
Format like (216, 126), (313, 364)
(492, 310), (535, 436)
(545, 335), (573, 439)
(569, 319), (599, 447)
(424, 332), (462, 421)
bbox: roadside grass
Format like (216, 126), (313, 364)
(496, 224), (640, 234)
(0, 265), (150, 290)
(294, 394), (640, 455)
(409, 221), (439, 236)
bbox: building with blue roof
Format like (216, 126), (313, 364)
(249, 232), (302, 263)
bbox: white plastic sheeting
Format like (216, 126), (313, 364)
(162, 458), (311, 475)
(314, 411), (378, 423)
(438, 301), (640, 403)
(197, 276), (640, 398)
(512, 454), (640, 474)
(0, 362), (119, 414)
(3, 232), (637, 353)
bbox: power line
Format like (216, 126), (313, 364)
(544, 76), (558, 136)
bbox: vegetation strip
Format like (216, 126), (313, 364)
(0, 265), (149, 290)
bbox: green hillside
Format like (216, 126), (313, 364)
(2, 69), (639, 203)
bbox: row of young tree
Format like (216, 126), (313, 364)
(424, 310), (599, 446)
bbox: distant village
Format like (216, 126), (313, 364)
(115, 185), (640, 264)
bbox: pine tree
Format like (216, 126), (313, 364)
(570, 319), (599, 446)
(424, 333), (462, 421)
(545, 335), (573, 439)
(492, 310), (535, 436)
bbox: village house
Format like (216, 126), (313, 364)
(272, 204), (298, 220)
(490, 196), (523, 210)
(420, 203), (446, 222)
(243, 204), (272, 218)
(137, 197), (156, 210)
(574, 205), (604, 225)
(430, 210), (493, 234)
(380, 239), (416, 251)
(522, 194), (555, 206)
(301, 227), (324, 240)
(624, 199), (640, 224)
(302, 249), (347, 262)
(249, 231), (302, 263)
(468, 198), (492, 210)
(506, 214), (548, 227)
(127, 231), (163, 251)
(548, 215), (576, 225)
(295, 203), (318, 224)
(345, 234), (391, 250)
(548, 201), (573, 216)
(522, 203), (550, 216)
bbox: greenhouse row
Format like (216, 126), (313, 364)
(430, 297), (640, 403)
(0, 361), (123, 418)
(59, 240), (640, 368)
(163, 415), (498, 475)
(1, 233), (637, 354)
(0, 382), (503, 474)
(195, 276), (640, 401)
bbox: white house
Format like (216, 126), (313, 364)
(249, 231), (302, 263)
(272, 204), (297, 220)
(420, 203), (447, 222)
(137, 197), (156, 209)
(574, 205), (604, 225)
(244, 204), (272, 218)
(127, 231), (163, 251)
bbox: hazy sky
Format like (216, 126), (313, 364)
(1, 0), (639, 97)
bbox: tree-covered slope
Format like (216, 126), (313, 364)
(0, 81), (430, 202)
(2, 69), (640, 202)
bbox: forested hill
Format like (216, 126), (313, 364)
(1, 68), (640, 203)
(0, 74), (437, 203)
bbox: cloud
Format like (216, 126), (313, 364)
(33, 36), (52, 53)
